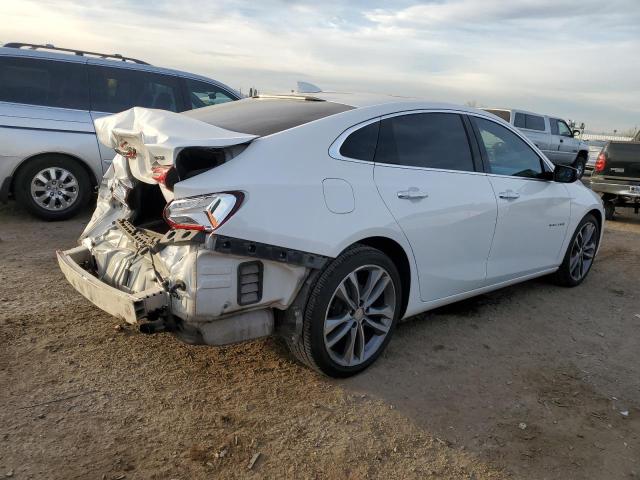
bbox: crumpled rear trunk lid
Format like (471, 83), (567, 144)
(94, 107), (257, 186)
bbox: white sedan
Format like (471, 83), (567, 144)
(58, 93), (604, 377)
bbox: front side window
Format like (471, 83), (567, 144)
(374, 113), (474, 172)
(474, 117), (543, 179)
(185, 78), (235, 109)
(550, 118), (559, 135)
(339, 121), (380, 161)
(0, 57), (89, 110)
(89, 65), (181, 113)
(557, 120), (572, 137)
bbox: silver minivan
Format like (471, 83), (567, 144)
(0, 43), (241, 220)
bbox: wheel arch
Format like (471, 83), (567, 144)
(10, 151), (99, 194)
(344, 236), (412, 319)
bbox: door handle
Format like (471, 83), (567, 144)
(560, 139), (564, 143)
(498, 190), (520, 200)
(397, 187), (428, 200)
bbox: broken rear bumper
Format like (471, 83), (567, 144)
(57, 246), (168, 324)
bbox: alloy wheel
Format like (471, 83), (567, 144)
(569, 221), (597, 281)
(323, 265), (396, 367)
(30, 167), (79, 211)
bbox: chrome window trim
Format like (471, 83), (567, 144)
(329, 108), (481, 174)
(329, 108), (557, 180)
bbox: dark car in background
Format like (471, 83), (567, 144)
(0, 43), (241, 220)
(590, 141), (640, 220)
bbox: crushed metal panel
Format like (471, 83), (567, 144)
(57, 246), (168, 324)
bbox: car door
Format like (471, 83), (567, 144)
(373, 112), (498, 302)
(549, 118), (578, 165)
(87, 64), (185, 170)
(470, 115), (571, 283)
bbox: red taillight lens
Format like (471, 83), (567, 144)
(151, 165), (178, 191)
(594, 152), (606, 173)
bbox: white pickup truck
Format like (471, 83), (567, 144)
(484, 108), (589, 178)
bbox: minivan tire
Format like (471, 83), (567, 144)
(14, 155), (92, 221)
(286, 244), (402, 377)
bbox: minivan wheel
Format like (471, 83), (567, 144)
(286, 245), (402, 377)
(552, 214), (599, 287)
(14, 155), (92, 221)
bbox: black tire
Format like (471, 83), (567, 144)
(552, 213), (600, 287)
(14, 155), (92, 221)
(604, 201), (615, 221)
(573, 154), (587, 179)
(286, 244), (402, 377)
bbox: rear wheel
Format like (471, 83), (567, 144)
(14, 155), (92, 221)
(552, 214), (599, 287)
(286, 245), (402, 377)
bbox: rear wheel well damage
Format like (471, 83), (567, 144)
(11, 152), (99, 194)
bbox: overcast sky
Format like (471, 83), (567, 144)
(2, 0), (638, 132)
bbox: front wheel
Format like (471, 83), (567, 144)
(552, 214), (600, 287)
(573, 155), (587, 179)
(14, 155), (92, 221)
(286, 245), (402, 377)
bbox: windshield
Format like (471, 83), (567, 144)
(182, 97), (353, 136)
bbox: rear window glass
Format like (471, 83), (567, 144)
(484, 109), (510, 122)
(339, 121), (380, 161)
(183, 98), (353, 136)
(0, 57), (89, 110)
(89, 65), (182, 113)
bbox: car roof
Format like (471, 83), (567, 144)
(0, 46), (242, 98)
(264, 91), (490, 116)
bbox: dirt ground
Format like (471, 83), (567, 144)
(1, 200), (639, 480)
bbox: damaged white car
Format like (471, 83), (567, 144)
(58, 93), (604, 377)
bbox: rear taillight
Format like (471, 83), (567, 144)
(595, 152), (606, 173)
(151, 165), (179, 191)
(163, 192), (244, 231)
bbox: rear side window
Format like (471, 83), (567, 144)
(474, 117), (543, 178)
(184, 78), (236, 109)
(339, 121), (380, 161)
(374, 113), (474, 172)
(514, 112), (545, 131)
(0, 57), (89, 110)
(89, 65), (182, 113)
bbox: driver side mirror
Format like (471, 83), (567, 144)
(572, 129), (581, 138)
(208, 92), (217, 100)
(553, 164), (578, 183)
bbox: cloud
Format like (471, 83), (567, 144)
(1, 0), (638, 131)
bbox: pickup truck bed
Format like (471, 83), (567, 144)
(590, 141), (640, 219)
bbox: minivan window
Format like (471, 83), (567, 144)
(89, 65), (182, 113)
(374, 113), (474, 172)
(474, 117), (543, 179)
(339, 121), (380, 161)
(0, 57), (89, 110)
(185, 78), (235, 109)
